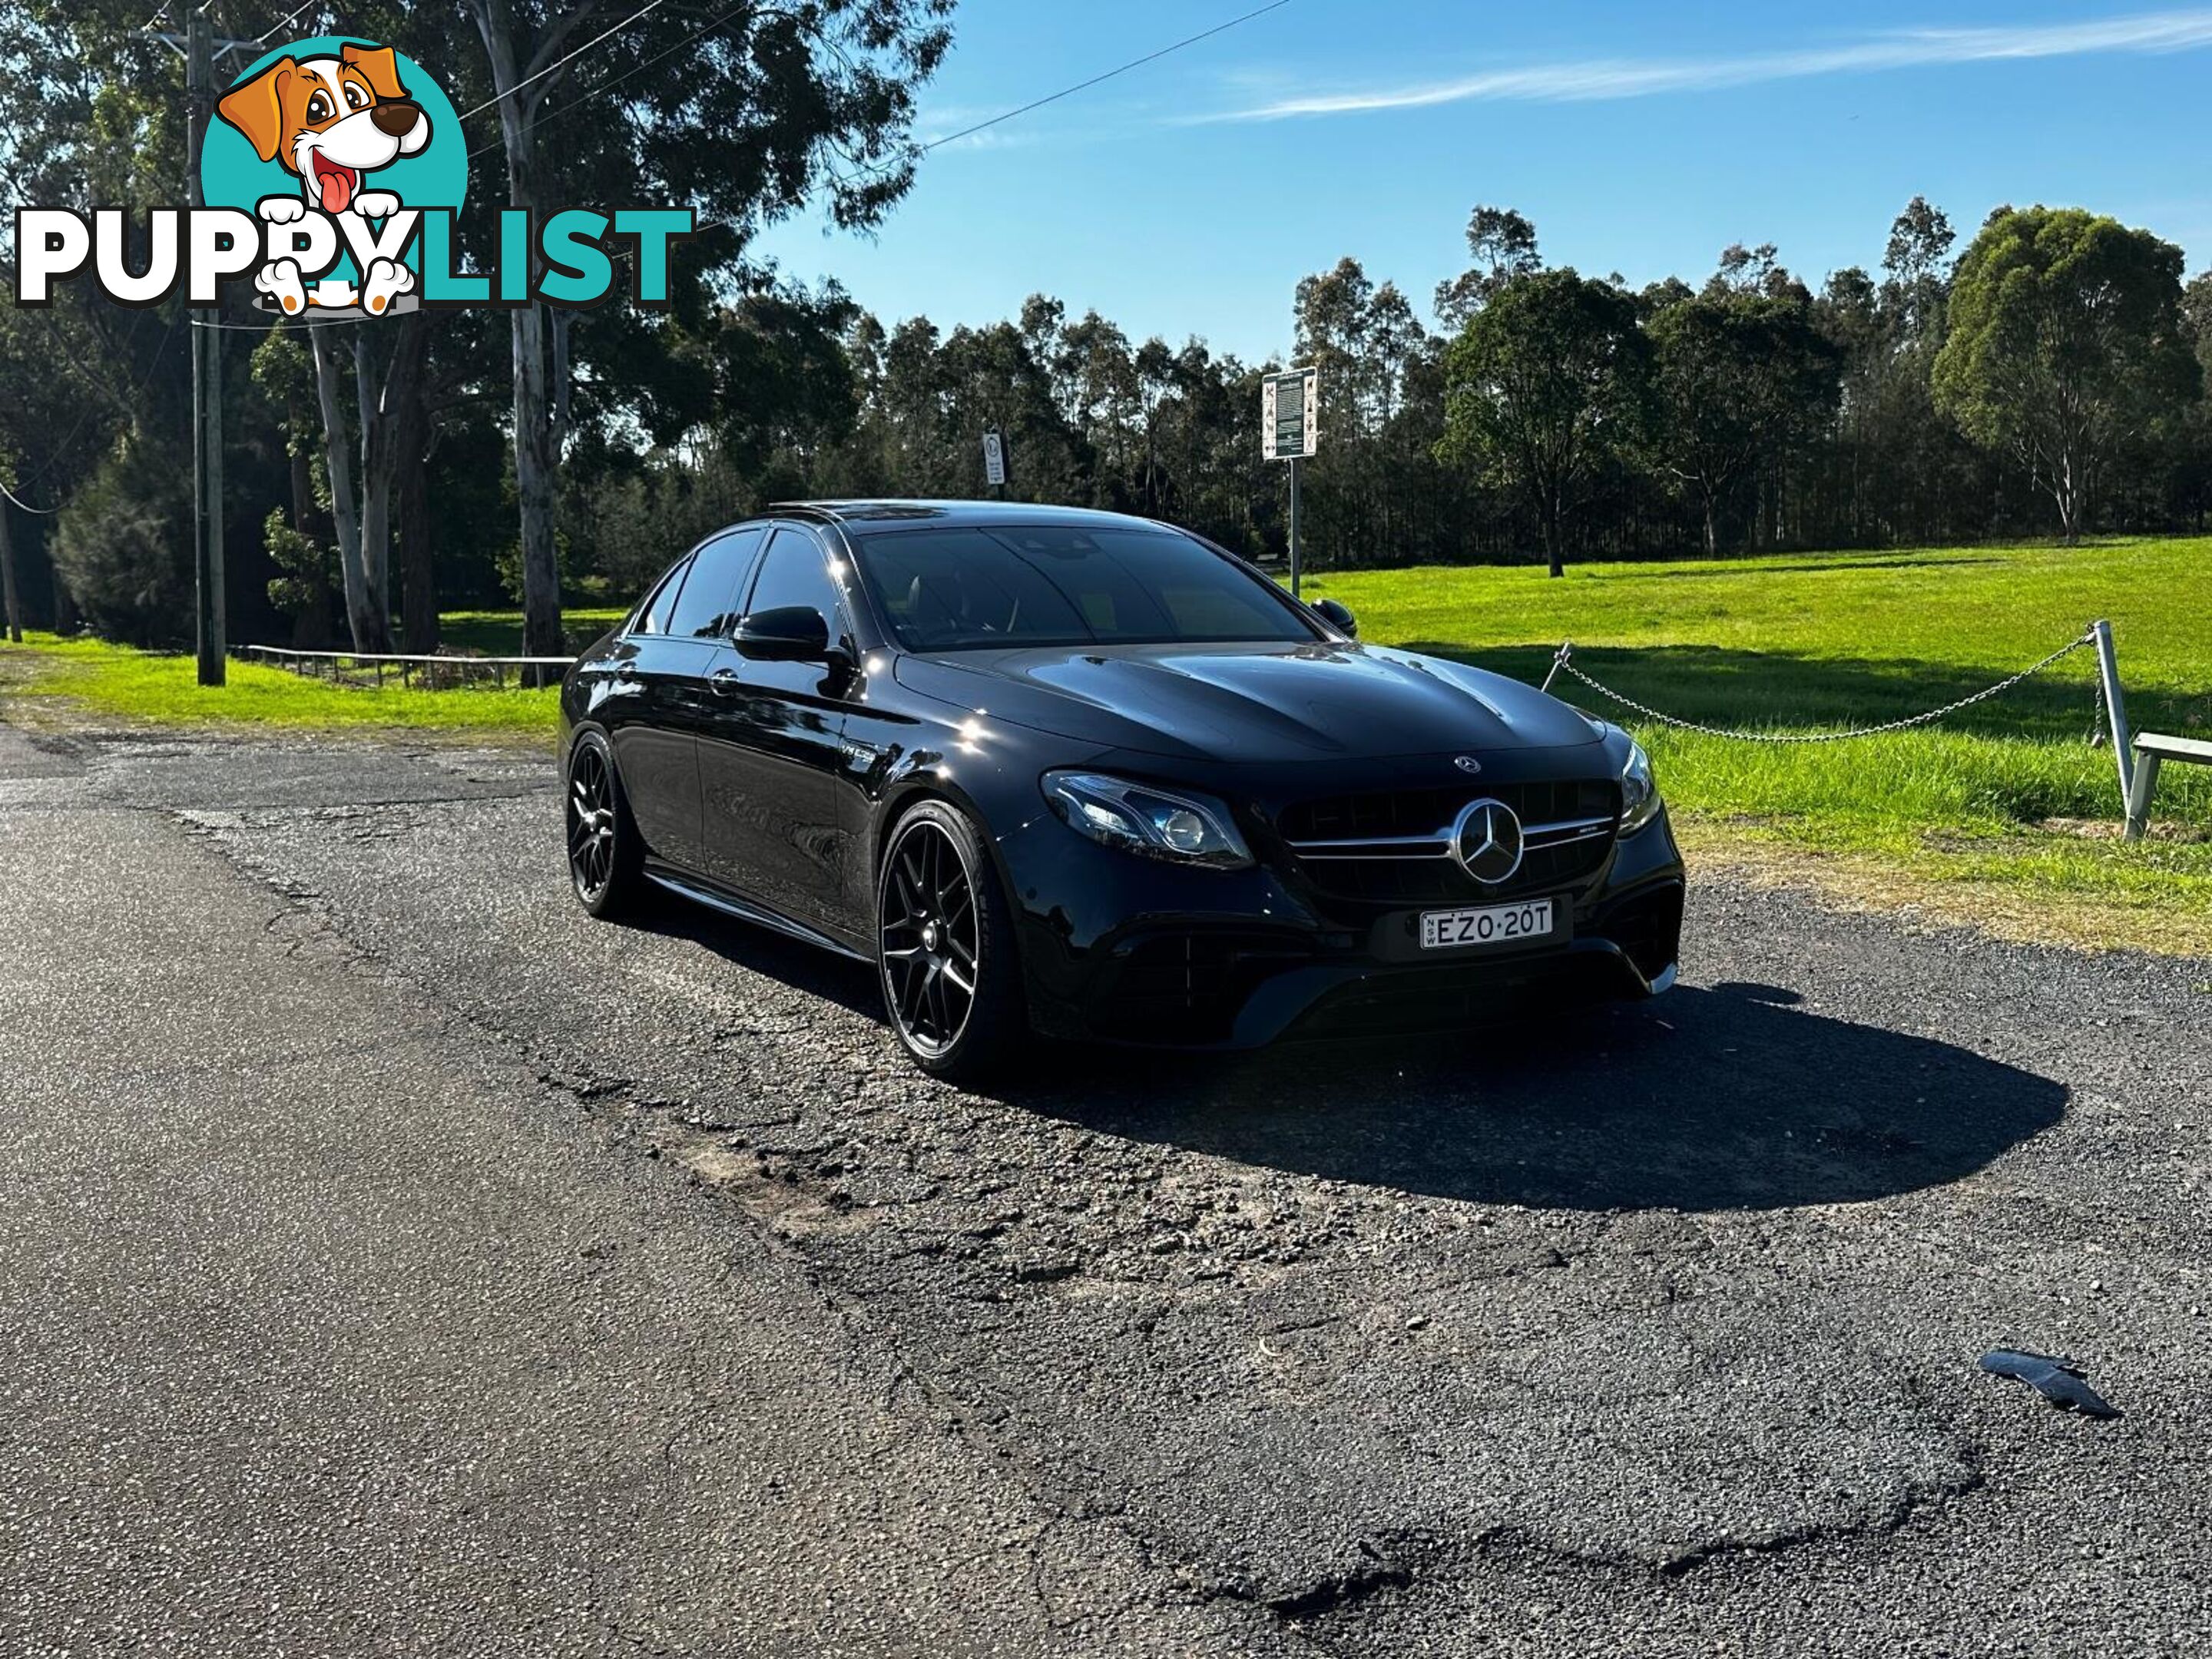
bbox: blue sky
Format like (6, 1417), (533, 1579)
(749, 1), (2212, 363)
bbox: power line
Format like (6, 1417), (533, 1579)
(456, 0), (672, 124)
(466, 0), (1293, 176)
(918, 0), (1293, 154)
(0, 323), (180, 515)
(0, 476), (65, 517)
(466, 0), (762, 162)
(684, 0), (1296, 237)
(188, 313), (368, 329)
(0, 317), (150, 501)
(256, 0), (322, 44)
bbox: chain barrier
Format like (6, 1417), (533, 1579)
(1539, 627), (2101, 745)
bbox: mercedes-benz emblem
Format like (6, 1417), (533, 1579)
(1453, 755), (1483, 774)
(1449, 798), (1525, 886)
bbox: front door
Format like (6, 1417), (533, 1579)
(697, 525), (856, 927)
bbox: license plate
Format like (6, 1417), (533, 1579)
(1419, 898), (1555, 951)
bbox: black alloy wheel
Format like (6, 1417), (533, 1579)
(876, 802), (1025, 1081)
(566, 732), (644, 917)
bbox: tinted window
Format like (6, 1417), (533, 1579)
(664, 528), (766, 641)
(851, 524), (1315, 651)
(743, 529), (846, 632)
(637, 558), (690, 635)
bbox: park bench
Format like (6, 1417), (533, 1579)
(2124, 731), (2212, 843)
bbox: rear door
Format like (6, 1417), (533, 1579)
(610, 529), (766, 874)
(696, 525), (857, 926)
(601, 555), (699, 865)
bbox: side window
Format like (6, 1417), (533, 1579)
(636, 557), (691, 635)
(742, 528), (846, 634)
(664, 528), (767, 641)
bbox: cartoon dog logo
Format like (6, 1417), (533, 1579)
(217, 44), (429, 316)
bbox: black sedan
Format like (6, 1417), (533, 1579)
(560, 502), (1684, 1081)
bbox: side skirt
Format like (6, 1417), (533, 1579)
(643, 863), (873, 965)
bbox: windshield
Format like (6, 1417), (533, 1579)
(849, 524), (1320, 652)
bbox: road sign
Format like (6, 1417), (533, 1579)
(982, 427), (1008, 488)
(1261, 367), (1318, 597)
(1261, 367), (1318, 462)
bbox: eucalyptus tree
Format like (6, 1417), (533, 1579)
(1433, 205), (1541, 331)
(0, 1), (198, 635)
(1438, 269), (1649, 577)
(1649, 255), (1842, 556)
(2173, 271), (2212, 530)
(1934, 206), (2200, 541)
(454, 0), (956, 658)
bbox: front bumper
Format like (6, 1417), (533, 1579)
(1000, 800), (1685, 1051)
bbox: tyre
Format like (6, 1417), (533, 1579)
(876, 800), (1029, 1083)
(565, 729), (647, 919)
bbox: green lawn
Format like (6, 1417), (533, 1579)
(0, 631), (561, 737)
(1306, 537), (2212, 953)
(438, 608), (626, 657)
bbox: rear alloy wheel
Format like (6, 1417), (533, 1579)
(877, 801), (1026, 1082)
(565, 731), (645, 918)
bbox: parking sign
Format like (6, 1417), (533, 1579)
(1261, 368), (1318, 461)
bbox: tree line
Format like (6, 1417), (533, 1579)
(4, 2), (2208, 656)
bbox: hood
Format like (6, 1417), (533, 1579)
(892, 641), (1602, 763)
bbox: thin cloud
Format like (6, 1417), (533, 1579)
(1204, 8), (2212, 121)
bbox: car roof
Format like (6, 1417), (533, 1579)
(766, 499), (1180, 534)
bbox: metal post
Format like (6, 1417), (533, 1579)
(0, 495), (21, 643)
(187, 12), (226, 687)
(1288, 455), (1302, 599)
(2091, 618), (2132, 803)
(2124, 753), (2163, 843)
(1540, 642), (1571, 696)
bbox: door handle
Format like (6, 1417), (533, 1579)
(709, 667), (743, 695)
(613, 661), (638, 681)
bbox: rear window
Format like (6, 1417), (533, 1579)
(635, 558), (690, 635)
(851, 525), (1314, 651)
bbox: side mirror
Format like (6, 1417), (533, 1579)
(1313, 598), (1358, 639)
(733, 604), (833, 662)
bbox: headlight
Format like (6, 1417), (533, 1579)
(1041, 771), (1253, 869)
(1619, 739), (1662, 833)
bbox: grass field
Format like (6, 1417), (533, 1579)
(3, 537), (2207, 952)
(438, 608), (626, 657)
(0, 631), (559, 736)
(1308, 537), (2212, 953)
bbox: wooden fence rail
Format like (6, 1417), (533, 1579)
(242, 644), (577, 690)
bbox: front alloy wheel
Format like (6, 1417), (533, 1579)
(877, 802), (1025, 1081)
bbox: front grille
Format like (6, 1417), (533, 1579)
(1094, 931), (1311, 1046)
(1276, 777), (1619, 906)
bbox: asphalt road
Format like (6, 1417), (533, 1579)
(2, 721), (2208, 1656)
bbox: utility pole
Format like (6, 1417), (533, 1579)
(186, 10), (226, 686)
(0, 495), (21, 644)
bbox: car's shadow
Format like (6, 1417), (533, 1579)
(623, 896), (2067, 1213)
(1002, 981), (2068, 1213)
(620, 898), (888, 1022)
